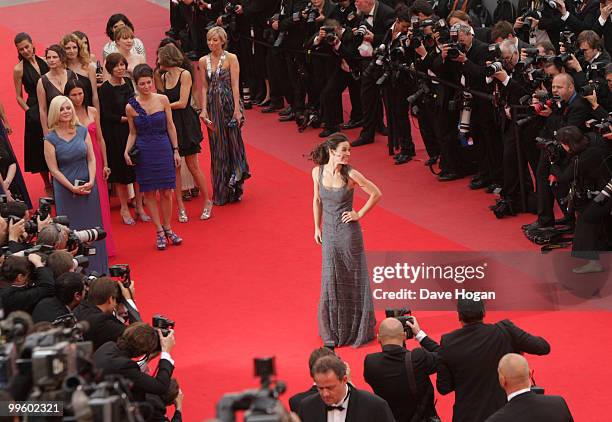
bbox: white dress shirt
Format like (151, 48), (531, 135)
(507, 387), (531, 401)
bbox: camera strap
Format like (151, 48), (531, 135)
(404, 350), (417, 396)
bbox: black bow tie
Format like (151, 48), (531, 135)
(326, 405), (345, 412)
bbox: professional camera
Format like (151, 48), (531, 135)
(458, 92), (473, 146)
(408, 83), (432, 115)
(580, 81), (600, 97)
(559, 31), (579, 57)
(586, 61), (608, 81)
(31, 197), (55, 221)
(21, 215), (70, 236)
(385, 308), (415, 339)
(433, 19), (450, 44)
(352, 23), (369, 45)
(321, 25), (337, 45)
(302, 2), (320, 24)
(66, 227), (107, 256)
(536, 136), (565, 164)
(515, 47), (547, 72)
(446, 26), (465, 60)
(517, 10), (541, 35)
(0, 311), (32, 388)
(152, 314), (175, 337)
(410, 17), (434, 49)
(586, 114), (612, 135)
(216, 357), (288, 422)
(217, 1), (239, 33)
(109, 264), (132, 287)
(362, 44), (388, 79)
(485, 61), (504, 77)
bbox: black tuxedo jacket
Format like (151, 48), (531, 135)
(0, 267), (55, 315)
(593, 16), (612, 57)
(369, 1), (396, 49)
(564, 0), (600, 34)
(289, 385), (318, 413)
(298, 386), (395, 422)
(364, 338), (439, 422)
(93, 342), (174, 402)
(485, 391), (574, 422)
(543, 93), (593, 137)
(31, 296), (72, 323)
(437, 320), (550, 422)
(74, 300), (126, 350)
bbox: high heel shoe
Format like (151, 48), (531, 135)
(163, 227), (183, 246)
(121, 211), (136, 226)
(200, 200), (213, 220)
(156, 230), (167, 250)
(136, 209), (151, 222)
(178, 209), (188, 223)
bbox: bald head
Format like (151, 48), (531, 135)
(553, 72), (574, 88)
(552, 73), (575, 102)
(377, 318), (406, 345)
(498, 353), (531, 394)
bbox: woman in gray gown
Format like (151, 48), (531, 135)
(310, 133), (381, 347)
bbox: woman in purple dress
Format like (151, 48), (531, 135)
(124, 64), (182, 250)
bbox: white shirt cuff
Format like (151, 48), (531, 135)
(502, 75), (510, 86)
(161, 352), (175, 366)
(599, 16), (607, 26)
(126, 298), (137, 310)
(415, 330), (427, 342)
(561, 11), (570, 21)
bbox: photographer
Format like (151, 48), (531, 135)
(584, 62), (612, 118)
(148, 378), (184, 422)
(93, 322), (176, 402)
(439, 20), (501, 191)
(364, 317), (439, 422)
(0, 254), (54, 315)
(593, 0), (612, 54)
(350, 0), (396, 147)
(523, 73), (592, 232)
(31, 271), (85, 323)
(312, 18), (361, 137)
(563, 30), (610, 92)
(557, 0), (599, 34)
(288, 346), (336, 412)
(485, 354), (574, 421)
(437, 297), (551, 422)
(73, 276), (130, 350)
(555, 126), (612, 273)
(380, 4), (416, 164)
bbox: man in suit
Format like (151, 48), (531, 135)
(485, 354), (574, 422)
(31, 272), (85, 323)
(74, 277), (128, 350)
(298, 355), (395, 422)
(351, 0), (395, 147)
(522, 73), (593, 232)
(593, 0), (612, 55)
(364, 317), (439, 422)
(490, 20), (533, 51)
(436, 297), (551, 422)
(289, 346), (336, 413)
(0, 254), (54, 315)
(93, 322), (175, 402)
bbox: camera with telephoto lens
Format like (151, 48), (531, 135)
(586, 114), (612, 135)
(302, 2), (319, 23)
(22, 215), (70, 235)
(352, 23), (368, 45)
(216, 357), (288, 422)
(385, 308), (415, 339)
(514, 47), (540, 72)
(580, 81), (600, 97)
(30, 197), (55, 222)
(410, 17), (434, 49)
(66, 227), (106, 256)
(446, 26), (465, 60)
(321, 26), (337, 45)
(362, 44), (388, 79)
(485, 61), (504, 77)
(559, 31), (579, 56)
(536, 136), (565, 164)
(109, 264), (132, 288)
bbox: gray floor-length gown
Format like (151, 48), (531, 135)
(317, 165), (376, 347)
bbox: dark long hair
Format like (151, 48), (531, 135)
(556, 126), (590, 157)
(105, 13), (135, 40)
(45, 44), (67, 66)
(64, 78), (87, 105)
(14, 32), (33, 62)
(309, 133), (350, 183)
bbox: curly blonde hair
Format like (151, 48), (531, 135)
(60, 33), (90, 68)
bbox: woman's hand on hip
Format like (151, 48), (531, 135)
(173, 150), (181, 167)
(314, 228), (322, 245)
(341, 210), (360, 223)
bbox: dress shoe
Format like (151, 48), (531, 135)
(555, 215), (575, 226)
(278, 112), (295, 122)
(469, 178), (490, 190)
(256, 99), (271, 107)
(394, 154), (412, 165)
(319, 127), (340, 138)
(485, 183), (502, 194)
(521, 220), (552, 231)
(341, 119), (362, 130)
(424, 156), (439, 166)
(261, 103), (283, 113)
(351, 137), (374, 147)
(278, 106), (293, 116)
(438, 172), (462, 182)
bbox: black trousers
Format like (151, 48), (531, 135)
(320, 67), (363, 129)
(358, 62), (384, 140)
(285, 51), (307, 113)
(535, 155), (570, 226)
(267, 48), (292, 106)
(170, 0), (187, 32)
(471, 101), (502, 184)
(573, 200), (612, 259)
(417, 97), (442, 159)
(383, 81), (413, 155)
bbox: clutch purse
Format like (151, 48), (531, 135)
(128, 146), (140, 165)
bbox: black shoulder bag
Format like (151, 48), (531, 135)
(405, 351), (441, 422)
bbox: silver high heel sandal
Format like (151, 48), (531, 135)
(200, 200), (213, 220)
(178, 209), (188, 223)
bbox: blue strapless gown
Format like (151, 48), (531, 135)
(129, 97), (175, 192)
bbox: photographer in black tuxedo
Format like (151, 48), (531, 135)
(350, 0), (395, 147)
(485, 354), (574, 422)
(437, 297), (551, 422)
(288, 346), (336, 413)
(364, 317), (440, 422)
(298, 355), (396, 422)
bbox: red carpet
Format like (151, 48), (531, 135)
(1, 1), (611, 421)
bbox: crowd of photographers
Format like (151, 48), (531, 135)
(169, 0), (612, 268)
(0, 198), (182, 421)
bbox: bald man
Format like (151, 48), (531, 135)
(523, 72), (592, 232)
(363, 317), (439, 422)
(485, 354), (573, 421)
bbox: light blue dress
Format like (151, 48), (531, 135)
(45, 125), (109, 274)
